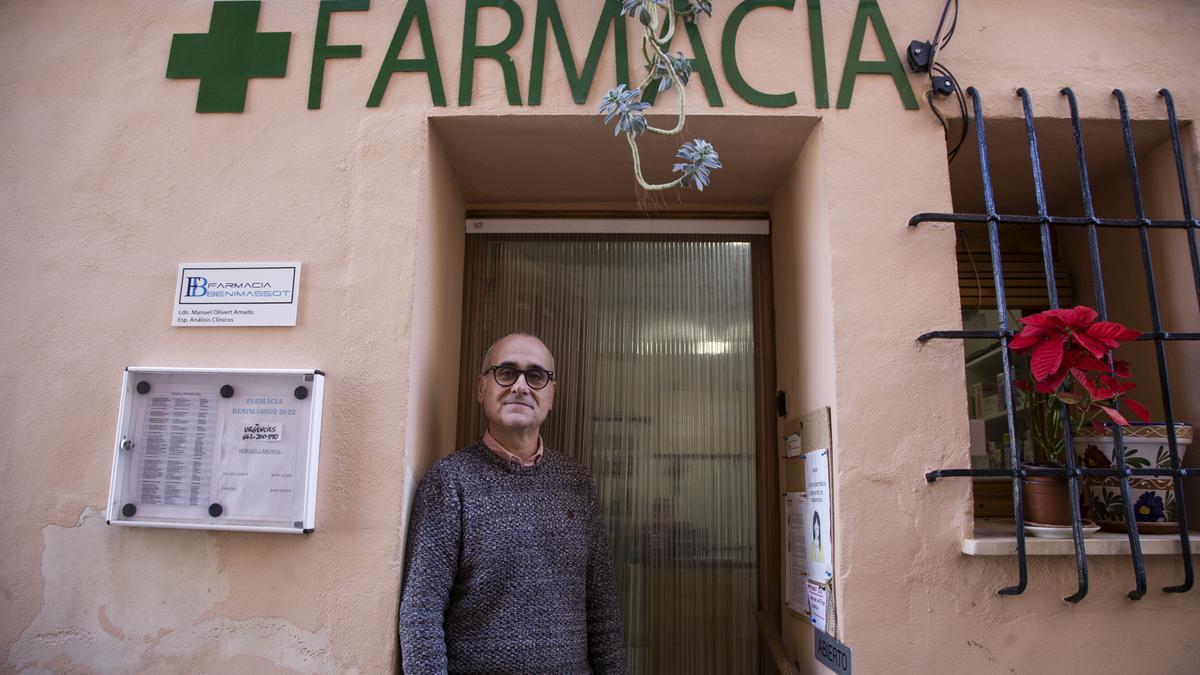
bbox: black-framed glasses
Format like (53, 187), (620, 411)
(485, 365), (555, 390)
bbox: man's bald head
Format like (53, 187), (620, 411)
(480, 333), (556, 374)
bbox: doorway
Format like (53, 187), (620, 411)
(456, 229), (775, 674)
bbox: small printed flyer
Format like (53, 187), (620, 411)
(804, 449), (834, 582)
(784, 492), (809, 616)
(218, 390), (302, 520)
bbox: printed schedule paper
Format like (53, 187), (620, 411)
(132, 386), (220, 518)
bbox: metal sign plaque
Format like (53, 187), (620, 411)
(172, 262), (301, 327)
(815, 629), (851, 675)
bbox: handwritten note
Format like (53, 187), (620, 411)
(807, 580), (829, 632)
(241, 423), (281, 442)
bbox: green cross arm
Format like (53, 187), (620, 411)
(166, 1), (290, 113)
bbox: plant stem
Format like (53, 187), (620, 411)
(643, 36), (686, 135)
(627, 132), (685, 191)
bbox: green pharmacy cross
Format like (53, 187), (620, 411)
(167, 1), (291, 113)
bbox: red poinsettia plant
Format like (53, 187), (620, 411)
(1008, 305), (1150, 466)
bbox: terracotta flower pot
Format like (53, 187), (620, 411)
(1074, 423), (1193, 533)
(1020, 471), (1078, 526)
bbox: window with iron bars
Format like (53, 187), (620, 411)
(913, 87), (1198, 602)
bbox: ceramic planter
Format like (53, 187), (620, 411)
(1075, 424), (1193, 533)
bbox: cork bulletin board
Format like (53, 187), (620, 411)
(781, 406), (838, 638)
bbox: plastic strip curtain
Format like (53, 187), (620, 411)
(462, 235), (758, 674)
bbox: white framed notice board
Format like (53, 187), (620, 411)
(106, 367), (325, 534)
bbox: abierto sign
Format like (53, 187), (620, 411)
(815, 629), (851, 675)
(173, 262), (301, 327)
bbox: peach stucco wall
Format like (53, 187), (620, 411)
(2, 0), (1199, 673)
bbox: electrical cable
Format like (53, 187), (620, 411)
(958, 228), (983, 310)
(939, 0), (959, 49)
(932, 62), (969, 162)
(923, 0), (967, 163)
(928, 0), (958, 65)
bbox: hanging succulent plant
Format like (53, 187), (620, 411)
(601, 0), (721, 192)
(599, 84), (651, 136)
(673, 139), (722, 191)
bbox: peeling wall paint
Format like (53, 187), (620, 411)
(8, 508), (347, 674)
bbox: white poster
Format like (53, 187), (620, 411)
(172, 262), (301, 327)
(218, 390), (303, 520)
(784, 492), (809, 615)
(130, 385), (220, 519)
(804, 449), (834, 582)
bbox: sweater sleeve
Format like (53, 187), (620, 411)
(585, 478), (629, 675)
(398, 463), (460, 675)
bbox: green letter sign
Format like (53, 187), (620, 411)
(528, 0), (629, 105)
(806, 0), (829, 109)
(368, 0), (446, 107)
(722, 0), (797, 108)
(309, 0), (367, 110)
(836, 0), (917, 109)
(459, 0), (525, 106)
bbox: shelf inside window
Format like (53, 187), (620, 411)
(964, 518), (1200, 555)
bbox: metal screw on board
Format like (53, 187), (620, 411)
(294, 386), (308, 400)
(220, 385), (234, 398)
(136, 381), (151, 394)
(122, 503), (137, 518)
(120, 438), (134, 451)
(209, 503), (223, 517)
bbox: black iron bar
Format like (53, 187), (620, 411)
(966, 87), (1030, 596)
(1061, 88), (1110, 315)
(917, 329), (1011, 342)
(919, 330), (1200, 343)
(909, 213), (1197, 229)
(927, 468), (1011, 480)
(1061, 89), (1108, 310)
(1158, 89), (1200, 307)
(1115, 89), (1194, 593)
(1156, 85), (1200, 588)
(1063, 86), (1145, 599)
(1160, 89), (1200, 589)
(929, 467), (1194, 480)
(1135, 332), (1200, 341)
(1019, 88), (1089, 601)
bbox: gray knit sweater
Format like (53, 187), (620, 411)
(398, 442), (628, 675)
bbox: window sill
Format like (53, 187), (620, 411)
(964, 518), (1200, 556)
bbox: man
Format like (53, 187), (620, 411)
(398, 333), (627, 675)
